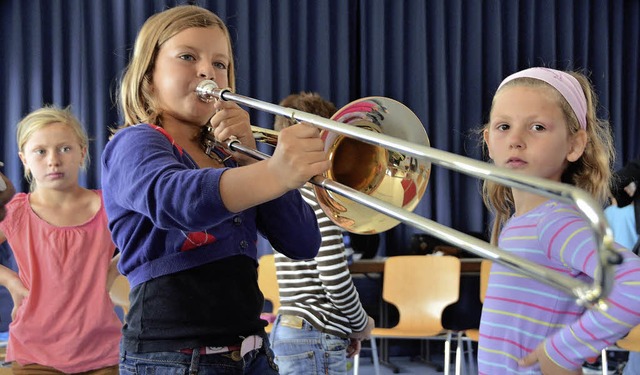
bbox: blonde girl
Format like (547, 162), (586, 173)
(479, 67), (640, 374)
(102, 5), (328, 374)
(0, 106), (121, 374)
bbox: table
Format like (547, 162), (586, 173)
(349, 257), (481, 274)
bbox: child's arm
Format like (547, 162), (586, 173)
(102, 124), (329, 232)
(537, 213), (640, 371)
(0, 262), (28, 321)
(106, 252), (121, 291)
(218, 123), (329, 212)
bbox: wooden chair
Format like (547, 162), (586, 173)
(109, 274), (131, 319)
(616, 324), (640, 351)
(463, 260), (492, 342)
(355, 255), (462, 375)
(257, 254), (280, 333)
(599, 323), (640, 375)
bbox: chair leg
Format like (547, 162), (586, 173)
(353, 353), (359, 375)
(444, 331), (452, 375)
(601, 348), (607, 375)
(465, 336), (476, 375)
(455, 332), (462, 375)
(371, 338), (381, 375)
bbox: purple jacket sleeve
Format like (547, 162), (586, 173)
(256, 190), (321, 260)
(102, 126), (234, 231)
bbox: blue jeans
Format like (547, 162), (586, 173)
(624, 352), (640, 375)
(118, 334), (279, 375)
(269, 314), (350, 375)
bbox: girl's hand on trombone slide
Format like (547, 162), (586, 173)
(268, 122), (330, 190)
(209, 100), (256, 166)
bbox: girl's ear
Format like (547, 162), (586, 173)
(18, 152), (27, 167)
(483, 128), (493, 159)
(567, 129), (587, 162)
(80, 146), (88, 167)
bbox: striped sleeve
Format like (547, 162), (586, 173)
(541, 206), (640, 370)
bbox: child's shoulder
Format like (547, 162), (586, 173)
(6, 192), (29, 209)
(0, 192), (30, 231)
(540, 200), (581, 216)
(111, 124), (176, 146)
(516, 200), (584, 227)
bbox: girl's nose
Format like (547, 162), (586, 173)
(48, 153), (61, 166)
(508, 130), (525, 149)
(198, 63), (214, 80)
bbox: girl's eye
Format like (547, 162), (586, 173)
(179, 54), (196, 61)
(496, 123), (509, 131)
(34, 149), (45, 155)
(61, 146), (72, 152)
(213, 61), (227, 70)
(531, 124), (546, 131)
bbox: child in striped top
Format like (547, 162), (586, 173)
(269, 92), (374, 375)
(480, 67), (640, 374)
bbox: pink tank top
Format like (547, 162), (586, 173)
(0, 191), (121, 372)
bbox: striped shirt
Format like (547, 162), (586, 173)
(274, 185), (369, 338)
(478, 200), (640, 374)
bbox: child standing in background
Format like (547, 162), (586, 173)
(102, 5), (328, 374)
(479, 67), (640, 374)
(0, 106), (121, 374)
(269, 92), (375, 375)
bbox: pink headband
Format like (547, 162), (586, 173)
(497, 67), (587, 130)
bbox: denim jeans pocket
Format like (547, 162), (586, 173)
(274, 351), (317, 375)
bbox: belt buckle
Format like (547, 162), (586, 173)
(280, 314), (304, 329)
(230, 350), (242, 361)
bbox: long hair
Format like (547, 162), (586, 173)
(482, 72), (614, 244)
(116, 5), (234, 130)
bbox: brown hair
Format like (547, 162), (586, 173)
(274, 92), (338, 130)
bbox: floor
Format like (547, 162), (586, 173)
(353, 355), (474, 374)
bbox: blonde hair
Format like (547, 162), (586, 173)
(482, 71), (614, 244)
(274, 92), (337, 131)
(17, 106), (89, 191)
(117, 5), (234, 130)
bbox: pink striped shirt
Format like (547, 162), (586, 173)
(478, 200), (640, 373)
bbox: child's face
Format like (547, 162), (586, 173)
(19, 122), (86, 190)
(484, 85), (584, 182)
(151, 26), (230, 127)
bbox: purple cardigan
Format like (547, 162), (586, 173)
(101, 124), (320, 287)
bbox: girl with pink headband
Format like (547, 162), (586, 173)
(478, 67), (640, 374)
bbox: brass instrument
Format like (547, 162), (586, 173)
(196, 80), (621, 308)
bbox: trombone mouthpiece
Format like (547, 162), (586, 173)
(196, 80), (219, 103)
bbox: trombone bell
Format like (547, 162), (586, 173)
(314, 97), (431, 234)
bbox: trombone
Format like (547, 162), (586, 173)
(196, 80), (622, 308)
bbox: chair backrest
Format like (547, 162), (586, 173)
(258, 254), (280, 314)
(616, 324), (640, 351)
(479, 259), (492, 303)
(109, 274), (131, 317)
(382, 255), (461, 331)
